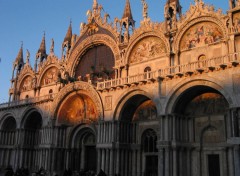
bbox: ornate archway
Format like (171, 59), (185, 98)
(170, 85), (229, 176)
(0, 116), (16, 168)
(21, 109), (43, 170)
(69, 126), (97, 173)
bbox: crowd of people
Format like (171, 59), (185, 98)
(1, 166), (107, 176)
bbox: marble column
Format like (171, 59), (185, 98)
(173, 148), (178, 176)
(109, 149), (114, 176)
(234, 145), (240, 176)
(158, 148), (164, 176)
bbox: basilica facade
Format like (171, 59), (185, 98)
(1, 0), (240, 176)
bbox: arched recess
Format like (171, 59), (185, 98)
(0, 116), (17, 168)
(167, 83), (230, 176)
(114, 89), (159, 121)
(125, 33), (169, 65)
(20, 109), (43, 169)
(52, 81), (103, 121)
(68, 125), (97, 172)
(113, 90), (158, 176)
(141, 129), (158, 176)
(57, 91), (99, 126)
(68, 34), (120, 75)
(38, 66), (59, 87)
(18, 75), (34, 92)
(174, 17), (228, 53)
(165, 79), (233, 114)
(118, 94), (157, 122)
(74, 44), (115, 82)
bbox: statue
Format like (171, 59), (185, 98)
(104, 13), (110, 23)
(80, 22), (86, 31)
(86, 10), (92, 23)
(26, 49), (30, 63)
(237, 0), (240, 6)
(141, 0), (148, 19)
(50, 38), (54, 53)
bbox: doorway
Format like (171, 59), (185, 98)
(208, 154), (220, 176)
(85, 146), (97, 172)
(145, 155), (158, 176)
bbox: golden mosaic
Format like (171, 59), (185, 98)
(180, 22), (223, 50)
(129, 36), (166, 64)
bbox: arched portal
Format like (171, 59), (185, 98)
(116, 94), (158, 176)
(22, 110), (42, 170)
(172, 85), (229, 176)
(120, 95), (157, 122)
(70, 127), (97, 173)
(0, 116), (16, 168)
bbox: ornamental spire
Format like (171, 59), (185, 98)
(122, 0), (134, 20)
(14, 42), (24, 70)
(36, 32), (47, 62)
(63, 20), (72, 46)
(38, 32), (46, 55)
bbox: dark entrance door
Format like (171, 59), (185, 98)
(85, 146), (97, 172)
(145, 155), (158, 176)
(208, 154), (220, 176)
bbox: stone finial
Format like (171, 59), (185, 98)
(141, 0), (148, 19)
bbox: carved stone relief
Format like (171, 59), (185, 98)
(180, 22), (223, 51)
(41, 67), (58, 86)
(105, 96), (112, 111)
(20, 76), (33, 92)
(129, 36), (166, 64)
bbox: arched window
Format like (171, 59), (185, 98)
(142, 129), (158, 176)
(142, 129), (157, 153)
(198, 54), (207, 68)
(49, 89), (53, 98)
(144, 66), (151, 79)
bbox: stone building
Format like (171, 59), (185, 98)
(1, 0), (240, 176)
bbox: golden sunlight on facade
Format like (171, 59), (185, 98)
(1, 0), (240, 176)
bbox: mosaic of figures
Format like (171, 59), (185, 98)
(133, 100), (157, 121)
(41, 67), (58, 86)
(58, 94), (98, 125)
(20, 76), (33, 92)
(180, 22), (223, 50)
(184, 93), (228, 116)
(129, 36), (166, 64)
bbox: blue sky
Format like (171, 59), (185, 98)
(0, 0), (228, 103)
